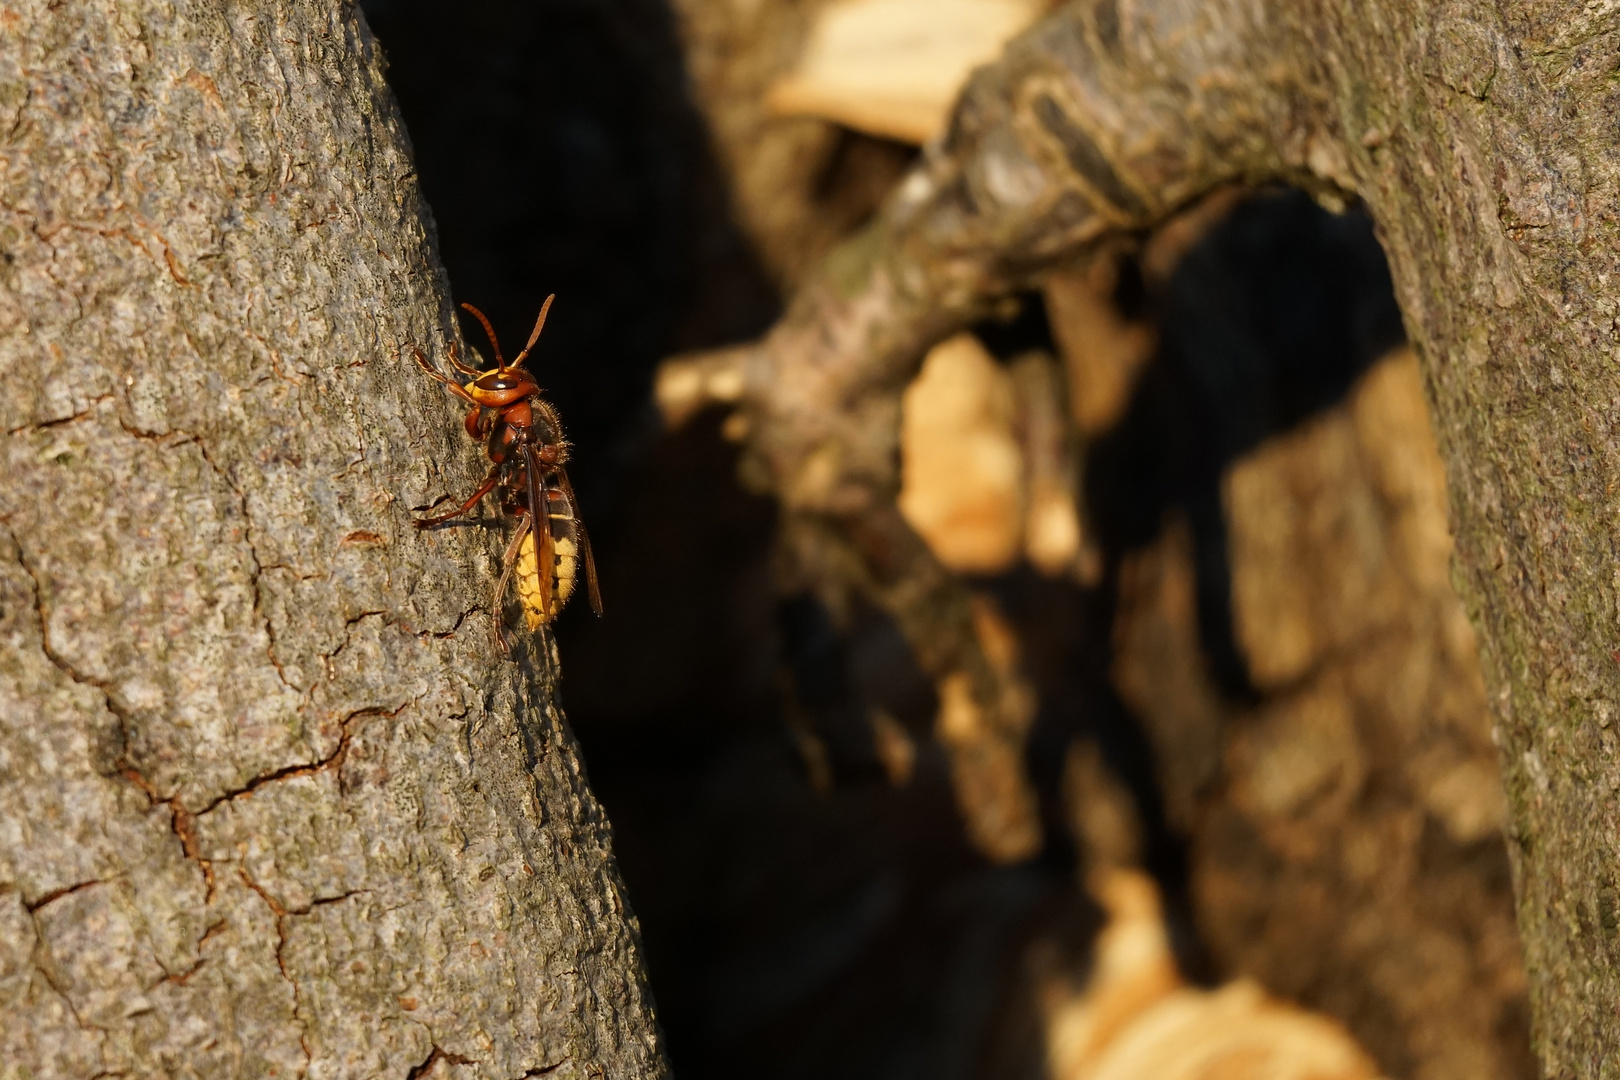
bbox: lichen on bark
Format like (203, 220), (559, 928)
(0, 2), (665, 1076)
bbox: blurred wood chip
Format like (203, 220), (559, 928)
(899, 339), (1093, 581)
(1044, 869), (1388, 1080)
(765, 0), (1053, 144)
(1011, 350), (1091, 578)
(869, 707), (917, 786)
(899, 333), (1025, 573)
(1043, 258), (1156, 437)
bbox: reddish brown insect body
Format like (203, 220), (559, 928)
(412, 295), (602, 645)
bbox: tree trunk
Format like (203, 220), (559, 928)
(660, 0), (1620, 1074)
(1303, 9), (1620, 1076)
(0, 2), (664, 1077)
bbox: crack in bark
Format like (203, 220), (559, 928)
(21, 876), (120, 1038)
(8, 523), (128, 726)
(124, 765), (219, 904)
(417, 604), (480, 640)
(154, 918), (227, 987)
(195, 697), (414, 815)
(34, 958), (95, 1034)
(18, 208), (187, 287)
(297, 888), (368, 913)
(405, 1045), (477, 1079)
(324, 609), (389, 665)
(5, 393), (114, 435)
(106, 415), (265, 708)
(1, 81), (29, 143)
(241, 317), (311, 387)
(136, 218), (188, 285)
(238, 867), (287, 920)
(4, 524), (222, 902)
(261, 562), (333, 581)
(25, 876), (113, 912)
(113, 416), (198, 444)
(95, 416), (304, 702)
(239, 866), (314, 1074)
(24, 902), (96, 1035)
(136, 419), (303, 696)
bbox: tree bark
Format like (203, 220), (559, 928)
(0, 2), (664, 1077)
(661, 0), (1620, 1073)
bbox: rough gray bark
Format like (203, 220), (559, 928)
(0, 2), (664, 1077)
(661, 0), (1620, 1074)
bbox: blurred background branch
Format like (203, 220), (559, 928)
(363, 0), (1530, 1077)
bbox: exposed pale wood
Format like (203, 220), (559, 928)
(1043, 261), (1155, 438)
(766, 0), (1053, 144)
(898, 333), (1025, 572)
(1041, 870), (1386, 1080)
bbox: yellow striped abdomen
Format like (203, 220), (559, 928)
(515, 527), (580, 630)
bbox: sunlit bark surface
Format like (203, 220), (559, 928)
(0, 3), (665, 1076)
